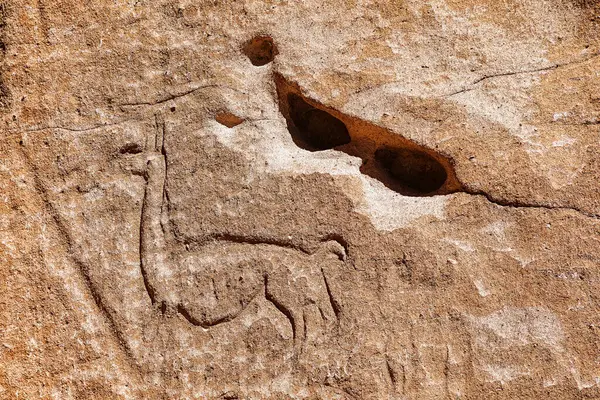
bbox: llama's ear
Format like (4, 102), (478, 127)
(152, 113), (165, 154)
(317, 240), (348, 262)
(275, 74), (463, 197)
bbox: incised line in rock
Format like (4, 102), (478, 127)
(16, 141), (141, 372)
(444, 51), (600, 97)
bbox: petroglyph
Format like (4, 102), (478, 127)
(139, 122), (346, 352)
(5, 1), (600, 398)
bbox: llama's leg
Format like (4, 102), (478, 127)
(264, 271), (305, 353)
(313, 240), (346, 324)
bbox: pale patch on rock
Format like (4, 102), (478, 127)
(354, 178), (447, 232)
(472, 306), (564, 348)
(510, 253), (535, 268)
(536, 132), (587, 189)
(480, 220), (509, 240)
(483, 364), (529, 384)
(213, 119), (447, 231)
(473, 279), (491, 297)
(468, 306), (569, 386)
(544, 378), (558, 387)
(553, 111), (570, 121)
(443, 238), (475, 252)
(551, 136), (576, 147)
(447, 74), (543, 148)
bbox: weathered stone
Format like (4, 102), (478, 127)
(1, 0), (599, 398)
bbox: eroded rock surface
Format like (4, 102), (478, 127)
(1, 0), (599, 399)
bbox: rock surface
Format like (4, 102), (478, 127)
(1, 0), (600, 399)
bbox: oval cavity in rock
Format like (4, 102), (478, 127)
(374, 147), (448, 194)
(287, 93), (351, 150)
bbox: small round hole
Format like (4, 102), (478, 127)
(243, 36), (278, 66)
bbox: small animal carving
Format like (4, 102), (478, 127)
(140, 152), (346, 352)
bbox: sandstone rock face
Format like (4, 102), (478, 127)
(1, 1), (599, 399)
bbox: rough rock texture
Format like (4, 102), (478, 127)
(1, 0), (600, 399)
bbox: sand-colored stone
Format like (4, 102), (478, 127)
(1, 1), (599, 399)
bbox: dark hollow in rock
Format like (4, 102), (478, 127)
(374, 147), (448, 194)
(243, 36), (278, 66)
(287, 93), (351, 151)
(119, 142), (144, 154)
(275, 74), (462, 196)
